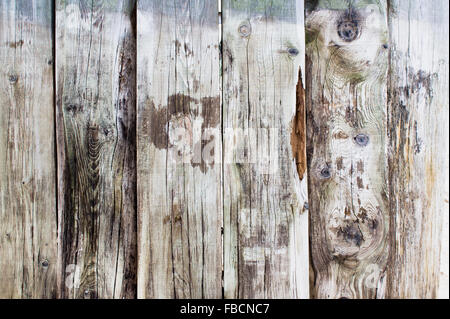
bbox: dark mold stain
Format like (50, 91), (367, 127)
(277, 224), (289, 247)
(167, 93), (197, 116)
(356, 176), (364, 189)
(147, 99), (169, 150)
(358, 207), (368, 221)
(336, 156), (344, 170)
(413, 121), (422, 154)
(147, 94), (220, 173)
(356, 160), (364, 173)
(200, 96), (221, 128)
(65, 103), (83, 114)
(338, 223), (364, 247)
(9, 40), (24, 48)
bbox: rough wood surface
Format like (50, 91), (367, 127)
(385, 0), (449, 299)
(0, 0), (56, 298)
(222, 0), (309, 298)
(56, 0), (136, 298)
(306, 0), (449, 299)
(306, 0), (390, 298)
(137, 0), (222, 298)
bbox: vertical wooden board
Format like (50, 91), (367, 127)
(386, 0), (449, 298)
(56, 0), (137, 298)
(0, 0), (56, 298)
(137, 0), (222, 298)
(306, 0), (389, 298)
(222, 0), (309, 298)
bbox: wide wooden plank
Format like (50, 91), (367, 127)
(385, 0), (449, 298)
(137, 0), (222, 298)
(222, 0), (309, 298)
(0, 0), (56, 298)
(56, 0), (137, 298)
(306, 0), (449, 298)
(306, 0), (390, 298)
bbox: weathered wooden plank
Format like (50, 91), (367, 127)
(0, 0), (56, 299)
(137, 0), (222, 298)
(222, 0), (309, 298)
(306, 0), (449, 298)
(385, 0), (449, 298)
(56, 0), (136, 298)
(306, 0), (390, 298)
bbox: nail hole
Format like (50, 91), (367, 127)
(41, 260), (49, 268)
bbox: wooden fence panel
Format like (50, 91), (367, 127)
(385, 0), (449, 298)
(0, 0), (56, 298)
(306, 0), (390, 299)
(56, 0), (136, 298)
(137, 0), (222, 298)
(222, 0), (309, 298)
(306, 0), (449, 299)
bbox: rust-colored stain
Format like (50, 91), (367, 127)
(291, 68), (307, 180)
(333, 130), (349, 139)
(9, 40), (24, 48)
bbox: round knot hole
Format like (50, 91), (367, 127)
(354, 133), (369, 147)
(337, 20), (360, 42)
(238, 22), (251, 37)
(320, 166), (331, 179)
(287, 47), (299, 56)
(9, 74), (18, 83)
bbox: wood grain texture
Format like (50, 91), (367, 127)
(56, 0), (136, 298)
(306, 0), (449, 298)
(222, 0), (309, 298)
(0, 0), (56, 298)
(137, 0), (222, 298)
(385, 0), (449, 299)
(306, 0), (390, 298)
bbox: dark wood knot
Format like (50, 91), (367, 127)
(337, 20), (360, 42)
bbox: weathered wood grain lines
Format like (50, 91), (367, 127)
(56, 0), (136, 298)
(306, 0), (390, 298)
(0, 0), (57, 299)
(385, 0), (449, 299)
(306, 0), (449, 299)
(137, 0), (222, 298)
(222, 0), (309, 298)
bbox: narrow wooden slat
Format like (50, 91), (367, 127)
(56, 0), (136, 298)
(306, 0), (390, 298)
(222, 0), (309, 298)
(0, 0), (56, 298)
(385, 0), (449, 298)
(137, 0), (222, 298)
